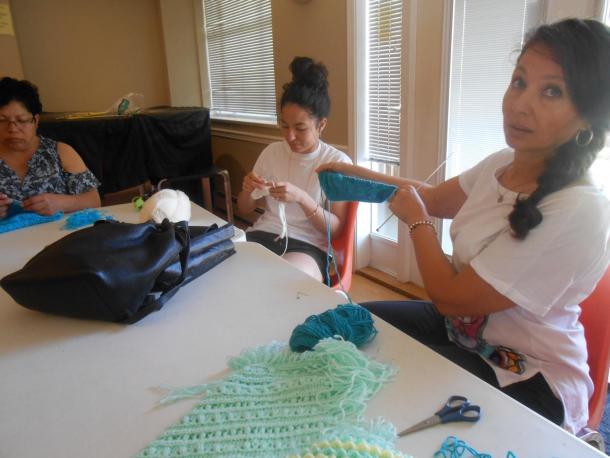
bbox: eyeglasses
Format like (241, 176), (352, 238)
(0, 117), (36, 128)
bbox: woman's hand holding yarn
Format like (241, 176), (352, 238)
(389, 186), (429, 226)
(243, 172), (265, 194)
(242, 171), (268, 195)
(269, 181), (306, 204)
(22, 193), (65, 216)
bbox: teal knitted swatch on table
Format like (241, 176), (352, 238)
(61, 208), (114, 230)
(136, 339), (397, 458)
(0, 202), (63, 234)
(319, 171), (397, 203)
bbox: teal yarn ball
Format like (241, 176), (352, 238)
(289, 304), (378, 352)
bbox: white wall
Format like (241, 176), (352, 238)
(545, 0), (600, 22)
(159, 0), (203, 107)
(0, 0), (23, 78)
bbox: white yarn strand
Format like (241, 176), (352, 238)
(276, 202), (289, 256)
(251, 186), (289, 255)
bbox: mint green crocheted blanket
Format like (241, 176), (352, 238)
(136, 339), (405, 458)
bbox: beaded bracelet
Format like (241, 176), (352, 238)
(306, 205), (319, 219)
(408, 219), (436, 235)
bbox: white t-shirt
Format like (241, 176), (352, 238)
(450, 148), (610, 433)
(248, 140), (352, 250)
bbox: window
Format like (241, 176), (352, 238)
(441, 0), (543, 252)
(202, 0), (277, 124)
(444, 0), (543, 178)
(366, 0), (403, 240)
(367, 0), (403, 164)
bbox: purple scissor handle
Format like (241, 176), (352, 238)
(398, 395), (481, 436)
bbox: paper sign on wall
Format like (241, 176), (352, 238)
(0, 4), (15, 36)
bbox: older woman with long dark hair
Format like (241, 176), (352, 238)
(0, 77), (100, 218)
(319, 19), (610, 434)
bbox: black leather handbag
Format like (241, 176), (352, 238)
(1, 219), (235, 323)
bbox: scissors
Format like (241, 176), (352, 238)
(398, 395), (481, 436)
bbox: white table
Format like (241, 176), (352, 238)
(0, 206), (603, 457)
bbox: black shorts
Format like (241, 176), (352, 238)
(246, 230), (329, 281)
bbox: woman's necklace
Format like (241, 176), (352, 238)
(496, 168), (536, 203)
(496, 184), (515, 203)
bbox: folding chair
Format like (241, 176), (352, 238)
(329, 201), (359, 292)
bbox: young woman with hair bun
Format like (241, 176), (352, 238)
(318, 19), (610, 434)
(237, 57), (352, 281)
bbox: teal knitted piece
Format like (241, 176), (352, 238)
(319, 171), (397, 203)
(61, 208), (114, 230)
(0, 207), (63, 234)
(136, 339), (397, 458)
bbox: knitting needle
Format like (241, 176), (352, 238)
(375, 152), (456, 232)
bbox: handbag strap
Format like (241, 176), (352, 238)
(122, 220), (191, 324)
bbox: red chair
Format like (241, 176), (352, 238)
(580, 266), (610, 430)
(329, 201), (359, 292)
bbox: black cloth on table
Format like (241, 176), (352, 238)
(38, 107), (212, 198)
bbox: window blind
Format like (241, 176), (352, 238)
(445, 0), (543, 177)
(441, 0), (542, 254)
(367, 0), (403, 164)
(203, 0), (277, 124)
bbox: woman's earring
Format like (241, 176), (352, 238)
(575, 127), (594, 147)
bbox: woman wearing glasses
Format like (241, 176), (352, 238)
(0, 77), (100, 218)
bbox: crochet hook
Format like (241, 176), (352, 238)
(375, 152), (456, 232)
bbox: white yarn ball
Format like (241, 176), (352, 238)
(139, 189), (192, 223)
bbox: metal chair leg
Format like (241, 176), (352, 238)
(579, 428), (606, 452)
(218, 169), (234, 224)
(200, 177), (214, 213)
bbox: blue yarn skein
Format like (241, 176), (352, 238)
(289, 303), (377, 352)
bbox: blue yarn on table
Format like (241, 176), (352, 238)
(61, 208), (114, 230)
(0, 202), (63, 234)
(289, 303), (378, 352)
(319, 171), (397, 203)
(435, 436), (517, 458)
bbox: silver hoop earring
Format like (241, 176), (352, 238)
(575, 128), (594, 147)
